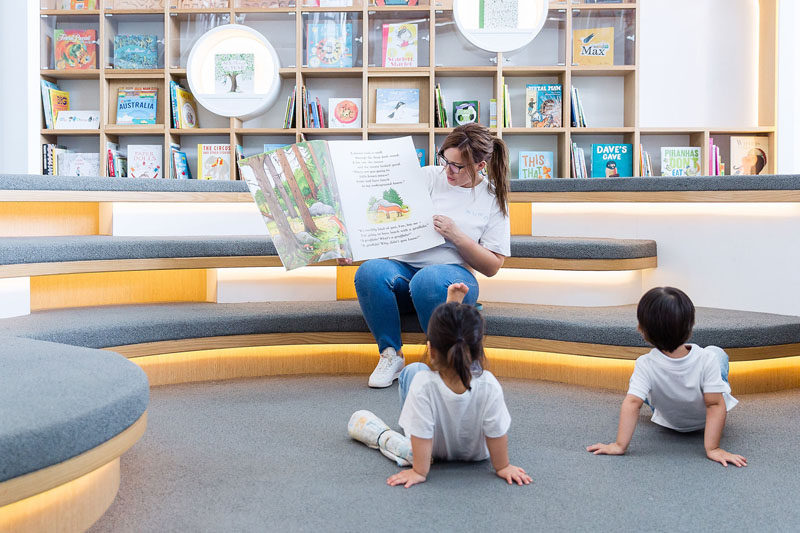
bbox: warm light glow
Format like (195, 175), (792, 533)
(532, 202), (800, 218)
(477, 268), (641, 286)
(215, 266), (337, 282)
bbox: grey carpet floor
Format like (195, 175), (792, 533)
(90, 376), (800, 532)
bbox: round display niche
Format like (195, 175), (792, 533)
(186, 24), (281, 119)
(453, 0), (549, 53)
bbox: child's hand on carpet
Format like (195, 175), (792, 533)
(495, 464), (532, 485)
(387, 468), (427, 488)
(706, 447), (747, 467)
(586, 442), (626, 455)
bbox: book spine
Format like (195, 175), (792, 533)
(170, 81), (179, 129)
(382, 24), (389, 67)
(316, 97), (325, 128)
(108, 149), (115, 177)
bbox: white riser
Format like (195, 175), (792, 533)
(0, 277), (30, 318)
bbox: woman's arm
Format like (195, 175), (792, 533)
(387, 436), (432, 488)
(486, 434), (532, 485)
(432, 215), (505, 276)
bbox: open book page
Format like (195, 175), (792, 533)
(238, 141), (351, 271)
(328, 136), (444, 261)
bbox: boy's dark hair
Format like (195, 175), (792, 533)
(427, 302), (486, 390)
(637, 287), (695, 353)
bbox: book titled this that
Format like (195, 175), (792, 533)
(117, 87), (158, 125)
(660, 147), (701, 176)
(382, 23), (418, 68)
(591, 143), (632, 178)
(518, 151), (554, 179)
(526, 84), (562, 128)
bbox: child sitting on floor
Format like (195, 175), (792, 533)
(587, 286), (747, 467)
(349, 283), (531, 488)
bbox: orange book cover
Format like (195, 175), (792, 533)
(54, 29), (96, 70)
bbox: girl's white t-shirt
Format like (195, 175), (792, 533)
(391, 165), (511, 268)
(398, 369), (512, 461)
(627, 344), (738, 432)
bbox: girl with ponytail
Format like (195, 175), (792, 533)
(385, 283), (531, 488)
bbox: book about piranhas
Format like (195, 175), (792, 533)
(730, 136), (769, 175)
(452, 101), (480, 126)
(328, 98), (361, 128)
(128, 145), (163, 179)
(306, 22), (353, 68)
(54, 29), (96, 70)
(382, 23), (418, 68)
(375, 88), (419, 124)
(660, 147), (701, 177)
(116, 87), (157, 125)
(591, 143), (632, 178)
(518, 151), (554, 179)
(113, 34), (159, 70)
(198, 144), (231, 180)
(236, 136), (443, 270)
(572, 27), (614, 66)
(525, 84), (562, 128)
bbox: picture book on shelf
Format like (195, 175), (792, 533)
(328, 98), (361, 128)
(41, 80), (59, 129)
(215, 53), (255, 94)
(263, 144), (290, 153)
(591, 143), (632, 178)
(55, 110), (100, 130)
(375, 88), (419, 124)
(416, 148), (426, 166)
(306, 22), (353, 68)
(382, 23), (418, 68)
(479, 0), (519, 30)
(730, 136), (768, 175)
(175, 85), (198, 128)
(198, 144), (231, 180)
(113, 34), (158, 70)
(236, 136), (443, 270)
(172, 149), (193, 180)
(56, 152), (100, 177)
(572, 27), (614, 66)
(518, 151), (554, 179)
(116, 87), (157, 125)
(48, 88), (70, 126)
(107, 141), (127, 177)
(108, 0), (164, 8)
(526, 84), (562, 128)
(660, 147), (701, 176)
(62, 0), (97, 8)
(128, 145), (163, 179)
(452, 101), (480, 126)
(375, 0), (419, 5)
(54, 29), (96, 70)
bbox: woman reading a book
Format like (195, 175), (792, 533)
(349, 124), (511, 388)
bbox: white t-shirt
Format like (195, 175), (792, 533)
(392, 165), (511, 268)
(627, 344), (738, 432)
(398, 369), (512, 461)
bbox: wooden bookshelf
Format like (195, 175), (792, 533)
(38, 0), (778, 179)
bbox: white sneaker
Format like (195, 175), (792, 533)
(368, 347), (405, 388)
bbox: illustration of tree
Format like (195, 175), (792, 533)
(276, 148), (318, 233)
(292, 144), (318, 200)
(305, 141), (351, 258)
(383, 188), (404, 206)
(214, 53), (254, 94)
(368, 196), (379, 210)
(264, 152), (298, 219)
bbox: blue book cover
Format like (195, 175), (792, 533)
(117, 88), (157, 125)
(113, 34), (158, 70)
(173, 150), (193, 180)
(518, 151), (554, 179)
(415, 148), (426, 166)
(375, 88), (419, 124)
(263, 143), (290, 153)
(306, 23), (353, 68)
(591, 143), (633, 178)
(526, 83), (562, 128)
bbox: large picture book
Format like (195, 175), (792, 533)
(306, 22), (354, 68)
(55, 110), (100, 130)
(197, 144), (231, 180)
(382, 23), (418, 68)
(328, 97), (361, 128)
(113, 34), (158, 69)
(215, 53), (255, 94)
(128, 145), (163, 179)
(591, 143), (632, 178)
(237, 137), (444, 270)
(525, 84), (562, 128)
(660, 147), (701, 176)
(174, 85), (198, 128)
(452, 101), (480, 126)
(48, 88), (70, 125)
(375, 88), (419, 124)
(117, 87), (157, 125)
(56, 152), (100, 177)
(518, 151), (554, 179)
(572, 27), (614, 66)
(54, 29), (96, 70)
(730, 136), (769, 175)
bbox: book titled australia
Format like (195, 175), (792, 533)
(591, 143), (632, 178)
(237, 136), (443, 271)
(113, 34), (158, 69)
(116, 87), (157, 125)
(306, 22), (353, 68)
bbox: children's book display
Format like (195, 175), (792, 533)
(215, 53), (255, 94)
(415, 148), (426, 166)
(42, 144), (67, 175)
(591, 143), (632, 178)
(305, 22), (354, 68)
(113, 34), (158, 70)
(660, 147), (701, 177)
(169, 81), (198, 129)
(54, 29), (96, 70)
(502, 80), (512, 127)
(117, 87), (158, 125)
(572, 27), (614, 66)
(708, 137), (724, 176)
(730, 136), (768, 175)
(197, 144), (231, 180)
(452, 101), (480, 126)
(375, 88), (419, 124)
(56, 152), (100, 177)
(489, 99), (497, 128)
(236, 136), (444, 270)
(328, 97), (361, 128)
(382, 23), (418, 68)
(570, 142), (587, 178)
(107, 0), (164, 8)
(55, 110), (100, 130)
(106, 141), (127, 177)
(639, 144), (653, 177)
(570, 86), (587, 127)
(525, 84), (562, 128)
(375, 0), (418, 5)
(60, 0), (97, 8)
(128, 145), (163, 179)
(518, 151), (554, 179)
(42, 84), (70, 128)
(434, 83), (448, 128)
(169, 143), (193, 180)
(479, 0), (519, 30)
(282, 86), (297, 129)
(300, 86), (327, 128)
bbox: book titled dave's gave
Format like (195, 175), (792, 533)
(116, 87), (157, 125)
(591, 143), (632, 178)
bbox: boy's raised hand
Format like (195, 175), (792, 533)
(496, 464), (532, 485)
(707, 448), (748, 467)
(586, 442), (626, 455)
(446, 282), (469, 304)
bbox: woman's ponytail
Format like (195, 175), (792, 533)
(488, 136), (510, 217)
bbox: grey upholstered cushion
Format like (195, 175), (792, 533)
(1, 301), (798, 350)
(0, 336), (149, 482)
(510, 236), (655, 259)
(0, 175), (247, 192)
(510, 174), (800, 193)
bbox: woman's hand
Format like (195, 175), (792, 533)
(387, 468), (427, 488)
(433, 215), (465, 244)
(336, 258), (353, 266)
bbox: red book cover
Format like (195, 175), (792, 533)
(54, 29), (96, 70)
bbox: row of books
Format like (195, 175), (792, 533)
(571, 143), (633, 179)
(42, 145), (99, 176)
(570, 87), (587, 127)
(41, 81), (100, 130)
(169, 81), (198, 129)
(638, 137), (769, 177)
(46, 1), (420, 8)
(51, 30), (159, 71)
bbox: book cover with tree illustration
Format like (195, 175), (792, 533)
(237, 137), (443, 270)
(215, 53), (255, 94)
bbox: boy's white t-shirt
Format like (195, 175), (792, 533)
(627, 344), (738, 432)
(398, 369), (511, 461)
(392, 165), (511, 268)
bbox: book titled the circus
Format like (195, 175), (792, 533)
(236, 137), (443, 270)
(382, 23), (418, 68)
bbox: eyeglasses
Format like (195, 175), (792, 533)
(437, 153), (466, 173)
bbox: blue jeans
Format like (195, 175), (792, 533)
(354, 259), (479, 353)
(644, 345), (730, 411)
(398, 362), (430, 408)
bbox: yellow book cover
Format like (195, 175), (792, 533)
(572, 27), (614, 66)
(175, 87), (199, 129)
(49, 89), (70, 124)
(197, 144), (231, 180)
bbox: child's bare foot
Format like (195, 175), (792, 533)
(446, 283), (469, 304)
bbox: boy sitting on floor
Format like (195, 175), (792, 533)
(587, 286), (747, 467)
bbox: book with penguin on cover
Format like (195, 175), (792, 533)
(236, 137), (443, 271)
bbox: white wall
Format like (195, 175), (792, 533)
(777, 0), (800, 173)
